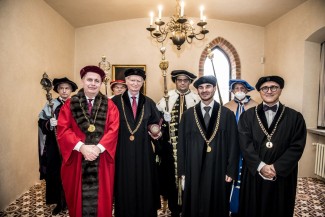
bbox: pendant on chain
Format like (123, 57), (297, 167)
(88, 124), (96, 132)
(266, 141), (273, 148)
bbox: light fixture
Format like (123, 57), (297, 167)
(146, 0), (209, 50)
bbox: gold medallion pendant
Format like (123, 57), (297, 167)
(129, 135), (135, 141)
(207, 145), (212, 152)
(266, 142), (273, 148)
(88, 124), (96, 132)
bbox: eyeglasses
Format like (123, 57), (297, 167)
(260, 85), (280, 93)
(176, 78), (190, 83)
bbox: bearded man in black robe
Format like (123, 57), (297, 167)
(177, 75), (239, 217)
(238, 75), (307, 217)
(112, 68), (162, 217)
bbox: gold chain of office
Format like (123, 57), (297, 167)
(79, 96), (102, 132)
(194, 107), (221, 152)
(255, 105), (285, 148)
(121, 95), (144, 141)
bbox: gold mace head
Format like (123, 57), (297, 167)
(159, 60), (169, 70)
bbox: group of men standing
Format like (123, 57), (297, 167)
(38, 65), (306, 217)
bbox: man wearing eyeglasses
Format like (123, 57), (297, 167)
(156, 70), (200, 217)
(238, 75), (307, 217)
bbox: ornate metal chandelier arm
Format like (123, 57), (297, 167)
(150, 31), (168, 43)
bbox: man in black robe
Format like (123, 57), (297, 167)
(177, 75), (239, 217)
(238, 75), (307, 217)
(38, 77), (78, 215)
(156, 70), (199, 216)
(112, 68), (162, 217)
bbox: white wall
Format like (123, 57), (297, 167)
(0, 0), (75, 210)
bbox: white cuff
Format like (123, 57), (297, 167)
(257, 161), (266, 172)
(74, 141), (84, 151)
(97, 144), (106, 153)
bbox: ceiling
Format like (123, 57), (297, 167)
(44, 0), (308, 28)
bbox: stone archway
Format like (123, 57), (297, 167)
(198, 37), (241, 79)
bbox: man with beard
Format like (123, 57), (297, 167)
(238, 75), (306, 217)
(177, 75), (239, 217)
(38, 77), (78, 215)
(112, 68), (162, 217)
(57, 65), (119, 217)
(156, 70), (199, 217)
(224, 79), (257, 216)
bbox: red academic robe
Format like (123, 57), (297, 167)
(57, 99), (119, 217)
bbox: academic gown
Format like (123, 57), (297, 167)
(238, 103), (306, 217)
(38, 98), (64, 205)
(112, 92), (161, 217)
(177, 102), (239, 217)
(57, 98), (119, 217)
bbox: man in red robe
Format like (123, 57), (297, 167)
(57, 65), (119, 217)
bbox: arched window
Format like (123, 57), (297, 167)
(204, 47), (231, 103)
(198, 37), (241, 105)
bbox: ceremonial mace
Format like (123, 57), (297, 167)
(98, 56), (111, 96)
(158, 47), (170, 211)
(206, 45), (223, 105)
(40, 72), (59, 146)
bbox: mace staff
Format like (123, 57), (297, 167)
(98, 56), (111, 96)
(40, 72), (60, 142)
(159, 47), (170, 111)
(207, 45), (223, 105)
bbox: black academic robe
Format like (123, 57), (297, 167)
(112, 92), (161, 217)
(38, 98), (65, 205)
(177, 102), (239, 217)
(238, 103), (306, 217)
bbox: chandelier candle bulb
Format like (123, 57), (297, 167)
(150, 12), (154, 25)
(158, 5), (162, 19)
(180, 1), (184, 17)
(200, 6), (204, 21)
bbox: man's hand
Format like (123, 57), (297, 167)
(50, 118), (57, 127)
(80, 145), (100, 161)
(225, 175), (232, 182)
(149, 131), (162, 140)
(163, 112), (171, 122)
(260, 164), (276, 179)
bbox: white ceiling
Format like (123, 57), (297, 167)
(44, 0), (308, 28)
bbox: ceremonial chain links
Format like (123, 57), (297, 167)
(79, 96), (102, 132)
(255, 105), (286, 143)
(121, 95), (144, 140)
(194, 106), (221, 152)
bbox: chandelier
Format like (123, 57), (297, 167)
(146, 0), (209, 50)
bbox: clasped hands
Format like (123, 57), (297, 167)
(260, 164), (276, 180)
(80, 144), (101, 161)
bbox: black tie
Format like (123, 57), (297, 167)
(263, 104), (277, 112)
(203, 106), (211, 128)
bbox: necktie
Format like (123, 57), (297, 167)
(203, 106), (211, 128)
(132, 96), (137, 119)
(88, 99), (93, 114)
(263, 104), (277, 112)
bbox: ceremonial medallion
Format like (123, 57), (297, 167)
(88, 124), (96, 132)
(207, 146), (211, 152)
(129, 135), (135, 141)
(266, 142), (273, 148)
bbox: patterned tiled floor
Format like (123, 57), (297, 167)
(0, 177), (324, 216)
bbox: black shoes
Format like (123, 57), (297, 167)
(52, 204), (62, 215)
(52, 203), (67, 215)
